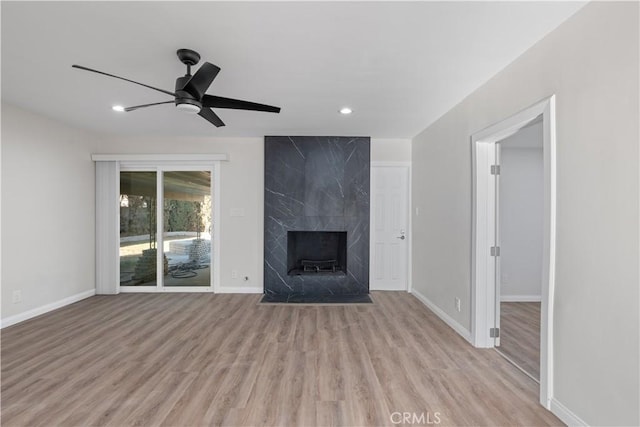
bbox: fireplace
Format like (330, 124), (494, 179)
(263, 136), (370, 302)
(287, 231), (347, 276)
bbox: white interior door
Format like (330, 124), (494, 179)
(370, 165), (409, 290)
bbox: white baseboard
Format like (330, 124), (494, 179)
(410, 289), (473, 344)
(216, 286), (263, 294)
(501, 295), (542, 302)
(1, 289), (96, 329)
(550, 398), (588, 426)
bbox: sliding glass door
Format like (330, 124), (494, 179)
(119, 171), (158, 287)
(162, 171), (211, 287)
(119, 167), (214, 291)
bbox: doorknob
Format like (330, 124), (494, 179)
(397, 235), (405, 240)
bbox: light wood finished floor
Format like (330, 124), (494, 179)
(1, 292), (561, 426)
(498, 302), (541, 381)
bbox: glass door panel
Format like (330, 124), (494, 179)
(162, 171), (212, 287)
(120, 171), (158, 286)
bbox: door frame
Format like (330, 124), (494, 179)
(470, 95), (556, 408)
(369, 161), (412, 292)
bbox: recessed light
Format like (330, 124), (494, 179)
(112, 105), (125, 112)
(339, 107), (352, 115)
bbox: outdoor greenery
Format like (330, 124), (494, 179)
(165, 200), (204, 234)
(120, 195), (212, 238)
(120, 195), (156, 238)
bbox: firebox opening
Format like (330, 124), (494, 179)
(287, 231), (347, 276)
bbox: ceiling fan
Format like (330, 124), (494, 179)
(72, 48), (281, 127)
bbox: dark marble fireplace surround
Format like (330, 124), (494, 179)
(263, 136), (370, 303)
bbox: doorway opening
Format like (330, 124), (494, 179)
(471, 96), (556, 408)
(494, 117), (543, 383)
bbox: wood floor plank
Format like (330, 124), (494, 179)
(159, 365), (232, 426)
(499, 302), (541, 380)
(1, 292), (562, 426)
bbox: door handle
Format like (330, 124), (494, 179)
(397, 235), (405, 240)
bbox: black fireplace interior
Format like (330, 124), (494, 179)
(287, 231), (347, 276)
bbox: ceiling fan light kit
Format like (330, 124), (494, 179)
(175, 103), (202, 114)
(72, 48), (280, 127)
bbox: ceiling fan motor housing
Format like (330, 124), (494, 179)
(174, 75), (202, 113)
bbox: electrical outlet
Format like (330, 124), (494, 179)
(455, 297), (461, 312)
(501, 274), (509, 285)
(12, 290), (22, 304)
(231, 270), (238, 279)
(415, 207), (420, 216)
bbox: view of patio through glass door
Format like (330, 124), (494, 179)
(119, 171), (158, 287)
(163, 171), (212, 287)
(119, 169), (213, 290)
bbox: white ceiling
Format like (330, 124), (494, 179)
(1, 1), (584, 138)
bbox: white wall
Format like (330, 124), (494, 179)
(1, 104), (101, 321)
(499, 122), (543, 300)
(411, 2), (638, 426)
(371, 138), (412, 162)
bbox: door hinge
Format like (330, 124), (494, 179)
(490, 246), (500, 256)
(490, 165), (501, 175)
(490, 327), (500, 338)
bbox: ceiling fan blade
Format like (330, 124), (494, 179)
(198, 108), (225, 127)
(124, 101), (174, 112)
(202, 95), (281, 113)
(182, 62), (220, 99)
(72, 65), (175, 97)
